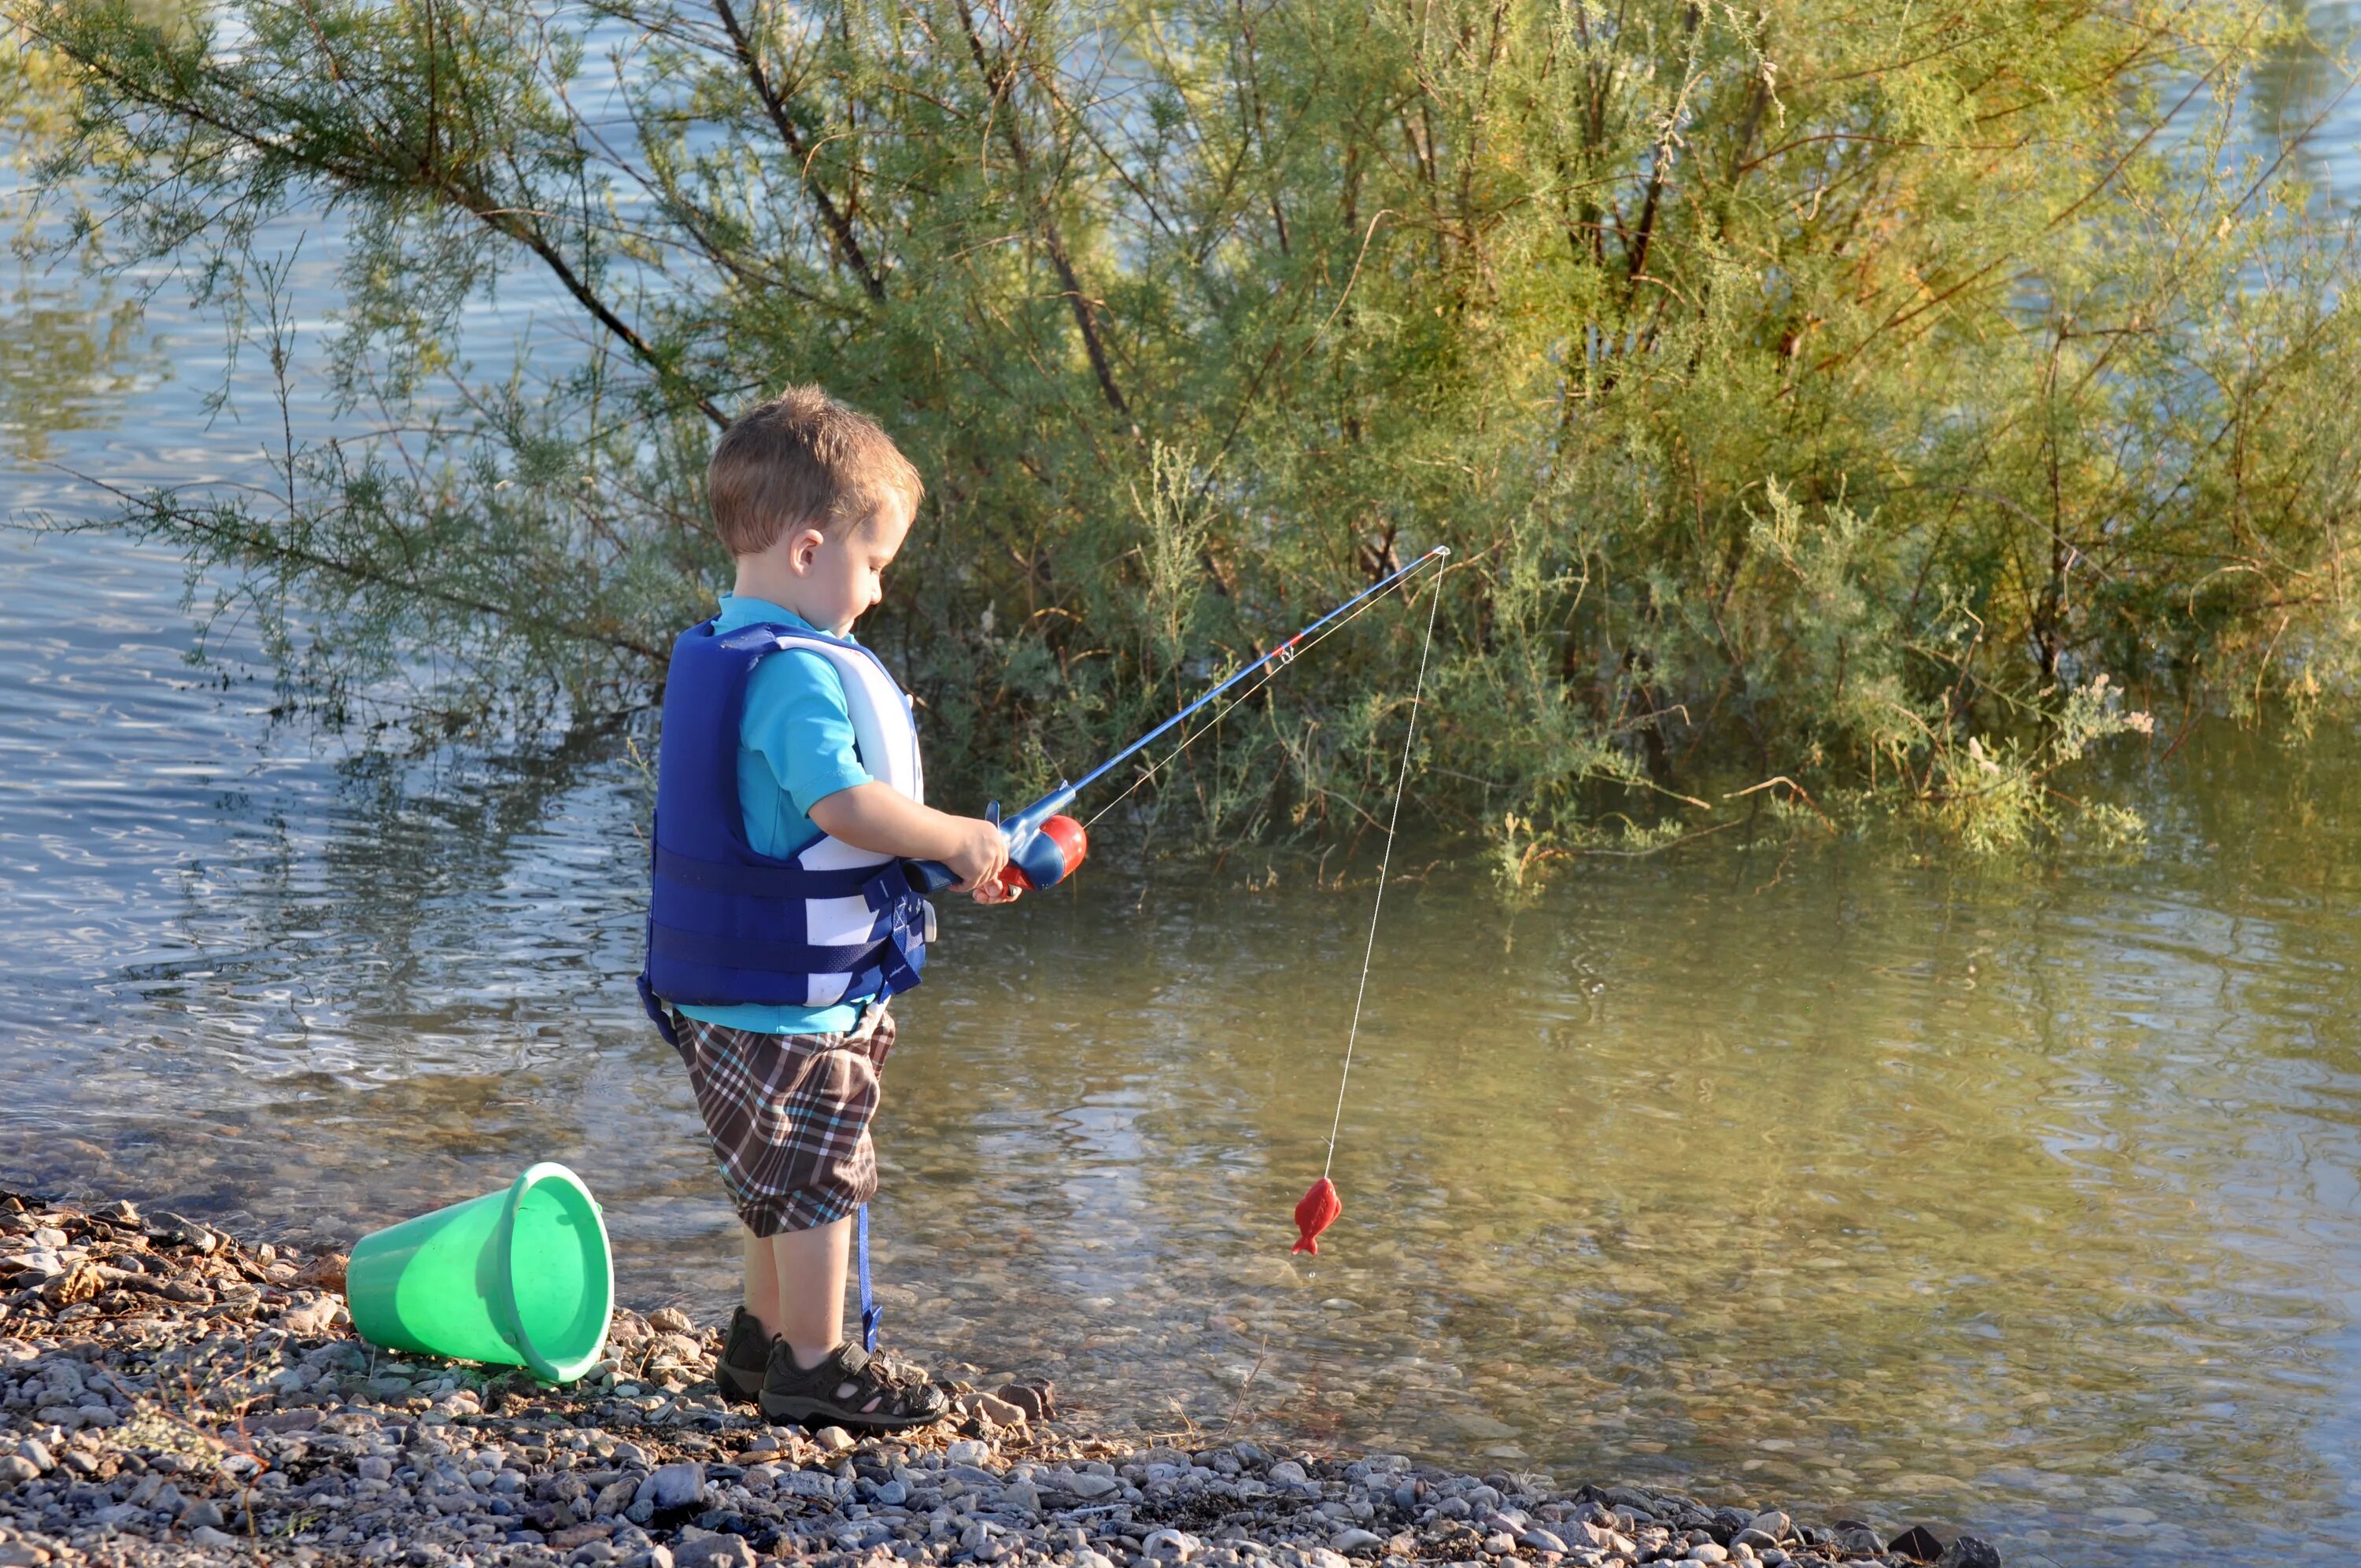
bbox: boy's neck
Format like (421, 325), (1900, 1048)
(731, 560), (831, 632)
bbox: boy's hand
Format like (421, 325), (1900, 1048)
(942, 815), (1011, 897)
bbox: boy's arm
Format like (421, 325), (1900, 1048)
(809, 783), (1011, 895)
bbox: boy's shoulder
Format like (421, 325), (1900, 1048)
(745, 638), (852, 720)
(708, 603), (852, 707)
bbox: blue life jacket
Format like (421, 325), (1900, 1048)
(636, 618), (931, 1039)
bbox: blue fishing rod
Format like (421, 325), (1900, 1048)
(908, 545), (1450, 897)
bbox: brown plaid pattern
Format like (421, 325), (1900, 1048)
(668, 1004), (896, 1238)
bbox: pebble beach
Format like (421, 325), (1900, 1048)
(0, 1191), (2003, 1568)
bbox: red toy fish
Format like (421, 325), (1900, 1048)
(1291, 1177), (1342, 1255)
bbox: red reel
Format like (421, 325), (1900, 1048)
(992, 814), (1090, 898)
(1034, 814), (1088, 880)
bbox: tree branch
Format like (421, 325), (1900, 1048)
(955, 0), (1133, 426)
(710, 0), (889, 302)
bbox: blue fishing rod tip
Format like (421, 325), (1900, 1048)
(1432, 545), (1450, 557)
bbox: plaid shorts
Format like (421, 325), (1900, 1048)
(667, 1003), (896, 1238)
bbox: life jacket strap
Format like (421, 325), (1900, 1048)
(637, 971), (677, 1048)
(655, 843), (874, 899)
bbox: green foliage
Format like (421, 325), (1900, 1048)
(10, 0), (2361, 859)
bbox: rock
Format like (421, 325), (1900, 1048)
(1141, 1527), (1201, 1561)
(250, 1408), (321, 1434)
(995, 1380), (1056, 1422)
(647, 1306), (696, 1335)
(1003, 1479), (1040, 1515)
(149, 1213), (219, 1254)
(0, 1457), (38, 1486)
(1554, 1518), (1610, 1551)
(182, 1499), (226, 1529)
(944, 1437), (992, 1467)
(1517, 1529), (1568, 1555)
(1267, 1460), (1310, 1487)
(282, 1297), (343, 1336)
(1060, 1471), (1120, 1501)
(1835, 1525), (1886, 1555)
(1687, 1546), (1729, 1563)
(815, 1426), (855, 1454)
(1329, 1528), (1385, 1556)
(1890, 1526), (1945, 1563)
(1480, 1533), (1516, 1555)
(593, 1478), (638, 1517)
(634, 1463), (704, 1512)
(1938, 1537), (2002, 1568)
(0, 1544), (50, 1566)
(1746, 1511), (1791, 1542)
(1735, 1528), (1781, 1550)
(671, 1537), (756, 1568)
(774, 1470), (840, 1500)
(970, 1390), (1027, 1426)
(190, 1526), (239, 1548)
(16, 1441), (53, 1474)
(297, 1251), (349, 1291)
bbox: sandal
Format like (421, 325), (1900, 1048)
(715, 1306), (774, 1404)
(759, 1339), (949, 1430)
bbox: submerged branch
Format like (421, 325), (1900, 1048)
(28, 471), (666, 666)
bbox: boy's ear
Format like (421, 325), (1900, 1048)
(785, 526), (826, 572)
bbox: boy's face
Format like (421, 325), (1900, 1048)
(788, 492), (912, 636)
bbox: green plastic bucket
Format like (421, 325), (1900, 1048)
(345, 1162), (613, 1383)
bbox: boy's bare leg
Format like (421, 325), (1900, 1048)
(746, 1216), (852, 1370)
(742, 1230), (782, 1337)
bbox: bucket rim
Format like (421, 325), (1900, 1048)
(492, 1160), (613, 1383)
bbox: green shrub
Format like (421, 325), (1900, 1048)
(11, 0), (2359, 860)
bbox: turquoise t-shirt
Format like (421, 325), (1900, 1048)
(673, 596), (878, 1035)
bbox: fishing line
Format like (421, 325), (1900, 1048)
(1083, 556), (1447, 833)
(1322, 559), (1445, 1179)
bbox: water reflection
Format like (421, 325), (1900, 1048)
(0, 260), (158, 466)
(2253, 2), (2361, 198)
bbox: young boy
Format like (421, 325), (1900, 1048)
(637, 387), (1010, 1430)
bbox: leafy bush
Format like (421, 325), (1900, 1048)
(11, 0), (2360, 859)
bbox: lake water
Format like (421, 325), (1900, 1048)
(7, 15), (2361, 1566)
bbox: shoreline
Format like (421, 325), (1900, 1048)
(0, 1190), (2001, 1568)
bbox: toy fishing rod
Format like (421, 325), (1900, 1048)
(907, 545), (1450, 899)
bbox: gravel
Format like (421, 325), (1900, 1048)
(0, 1191), (2007, 1568)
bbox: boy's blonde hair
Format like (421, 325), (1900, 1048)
(707, 386), (923, 556)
